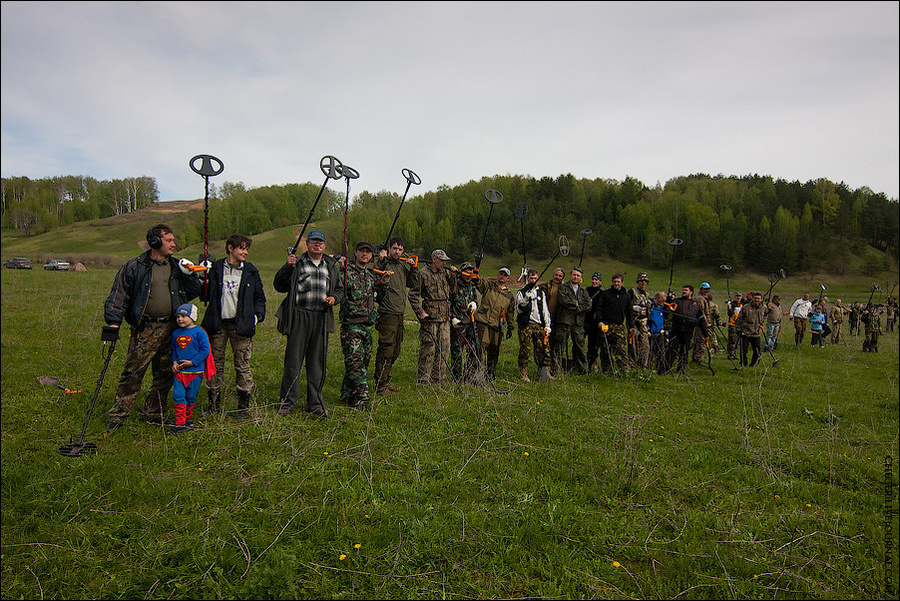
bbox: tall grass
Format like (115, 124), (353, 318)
(2, 267), (897, 599)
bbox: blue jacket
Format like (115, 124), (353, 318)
(104, 251), (202, 329)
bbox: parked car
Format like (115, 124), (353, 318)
(43, 260), (71, 271)
(4, 257), (33, 269)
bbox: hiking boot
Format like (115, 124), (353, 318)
(277, 405), (293, 416)
(145, 414), (175, 427)
(307, 406), (329, 418)
(386, 382), (399, 392)
(376, 386), (394, 396)
(234, 389), (251, 420)
(520, 368), (531, 383)
(202, 389), (221, 417)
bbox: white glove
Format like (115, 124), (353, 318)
(467, 301), (477, 314)
(544, 326), (551, 336)
(178, 258), (195, 275)
(527, 289), (538, 300)
(520, 267), (528, 279)
(200, 260), (213, 270)
(451, 318), (462, 327)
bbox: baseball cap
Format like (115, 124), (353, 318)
(572, 265), (583, 274)
(307, 229), (326, 242)
(498, 267), (511, 276)
(432, 249), (451, 261)
(637, 272), (649, 282)
(355, 241), (374, 252)
(460, 261), (475, 272)
(700, 282), (711, 289)
(175, 303), (198, 322)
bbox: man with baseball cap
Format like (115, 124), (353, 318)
(410, 249), (456, 385)
(273, 229), (344, 417)
(629, 272), (653, 369)
(586, 272), (603, 372)
(692, 282), (713, 364)
(473, 266), (517, 381)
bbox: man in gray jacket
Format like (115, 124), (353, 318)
(552, 266), (593, 375)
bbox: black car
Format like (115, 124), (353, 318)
(4, 257), (33, 269)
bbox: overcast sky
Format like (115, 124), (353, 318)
(2, 1), (898, 203)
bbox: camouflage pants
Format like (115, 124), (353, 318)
(107, 321), (176, 424)
(340, 322), (373, 406)
(476, 323), (502, 381)
(451, 325), (483, 384)
(630, 327), (650, 369)
(208, 323), (254, 394)
(417, 320), (450, 384)
(551, 323), (587, 375)
(863, 330), (879, 352)
(518, 322), (550, 369)
(692, 326), (709, 363)
(374, 313), (404, 389)
(601, 323), (631, 373)
(830, 321), (842, 344)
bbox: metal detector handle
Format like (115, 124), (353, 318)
(382, 168), (421, 251)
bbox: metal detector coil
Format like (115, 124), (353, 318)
(189, 154), (225, 178)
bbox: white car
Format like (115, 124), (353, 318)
(43, 260), (71, 271)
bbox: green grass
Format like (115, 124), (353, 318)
(2, 263), (898, 599)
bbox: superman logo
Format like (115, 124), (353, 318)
(176, 335), (193, 350)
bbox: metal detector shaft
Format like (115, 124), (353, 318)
(292, 155), (343, 254)
(189, 154), (225, 300)
(382, 168), (421, 250)
(475, 189), (504, 270)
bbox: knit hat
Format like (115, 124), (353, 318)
(175, 303), (198, 322)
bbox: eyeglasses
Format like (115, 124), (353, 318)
(308, 240), (326, 246)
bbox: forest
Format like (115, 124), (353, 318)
(2, 172), (897, 275)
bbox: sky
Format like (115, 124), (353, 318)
(2, 1), (898, 203)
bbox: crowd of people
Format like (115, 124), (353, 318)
(101, 224), (897, 432)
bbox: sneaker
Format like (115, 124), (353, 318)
(307, 406), (329, 418)
(277, 406), (293, 416)
(167, 425), (190, 435)
(184, 419), (195, 429)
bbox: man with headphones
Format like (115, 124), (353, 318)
(104, 224), (203, 432)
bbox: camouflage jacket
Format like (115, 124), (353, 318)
(410, 265), (454, 322)
(474, 277), (515, 330)
(340, 263), (379, 326)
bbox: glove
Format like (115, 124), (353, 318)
(451, 318), (462, 328)
(527, 289), (538, 300)
(506, 327), (513, 340)
(467, 301), (477, 314)
(200, 260), (213, 270)
(544, 326), (551, 337)
(178, 258), (195, 275)
(520, 267), (528, 280)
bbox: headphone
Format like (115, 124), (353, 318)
(146, 227), (162, 250)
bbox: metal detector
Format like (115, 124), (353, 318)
(763, 268), (787, 303)
(865, 282), (881, 307)
(514, 202), (528, 281)
(339, 164), (361, 287)
(474, 189), (503, 270)
(189, 154), (224, 301)
(720, 264), (733, 300)
(56, 326), (119, 457)
(666, 238), (684, 295)
(815, 283), (828, 306)
(578, 228), (593, 267)
(291, 155), (344, 255)
(526, 236), (570, 291)
(382, 168), (422, 251)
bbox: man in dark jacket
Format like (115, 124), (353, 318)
(200, 234), (266, 419)
(104, 223), (202, 431)
(597, 273), (634, 374)
(552, 266), (593, 375)
(273, 229), (344, 417)
(665, 284), (708, 375)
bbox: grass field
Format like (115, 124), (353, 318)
(1, 264), (898, 600)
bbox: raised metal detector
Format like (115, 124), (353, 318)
(763, 268), (787, 302)
(474, 189), (503, 270)
(720, 264), (733, 301)
(815, 283), (828, 306)
(578, 228), (593, 267)
(340, 164), (361, 287)
(666, 238), (684, 294)
(292, 155), (344, 255)
(514, 202), (528, 281)
(189, 154), (225, 300)
(527, 235), (570, 290)
(382, 168), (422, 251)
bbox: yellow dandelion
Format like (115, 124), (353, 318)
(354, 543), (361, 549)
(660, 426), (664, 429)
(613, 561), (621, 568)
(524, 451), (529, 456)
(806, 503), (812, 507)
(775, 495), (780, 498)
(198, 467), (203, 471)
(339, 554), (346, 561)
(324, 451), (329, 456)
(365, 515), (370, 519)
(649, 438), (653, 442)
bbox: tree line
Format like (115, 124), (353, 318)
(3, 172), (897, 276)
(1, 175), (158, 233)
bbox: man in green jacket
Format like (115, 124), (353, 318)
(473, 266), (516, 382)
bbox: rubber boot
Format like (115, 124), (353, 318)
(202, 388), (220, 417)
(539, 366), (550, 382)
(235, 389), (251, 420)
